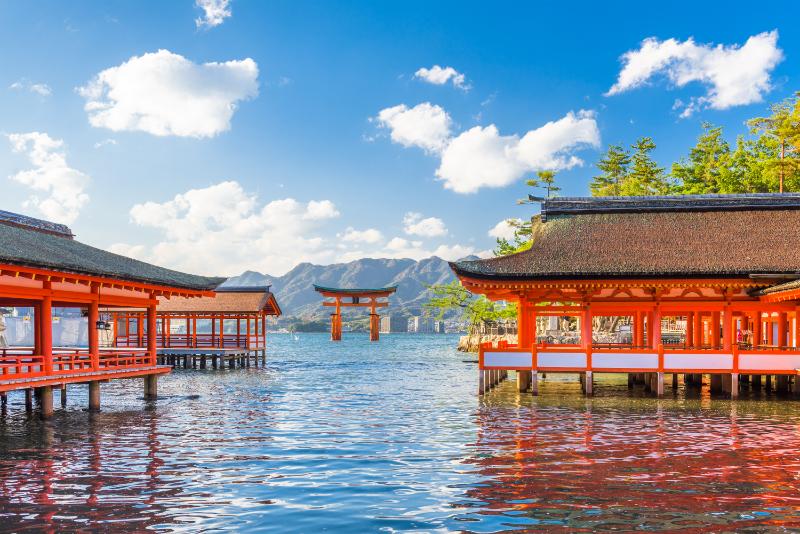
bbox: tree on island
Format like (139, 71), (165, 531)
(424, 280), (515, 342)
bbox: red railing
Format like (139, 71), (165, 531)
(115, 333), (266, 350)
(0, 348), (153, 382)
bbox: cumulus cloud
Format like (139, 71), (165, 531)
(7, 132), (90, 224)
(375, 102), (452, 153)
(113, 181), (341, 276)
(9, 79), (51, 97)
(607, 31), (783, 117)
(340, 227), (383, 244)
(376, 100), (599, 193)
(195, 0), (231, 28)
(77, 49), (258, 138)
(488, 218), (523, 240)
(403, 212), (447, 237)
(437, 110), (600, 193)
(414, 65), (468, 90)
(114, 181), (479, 275)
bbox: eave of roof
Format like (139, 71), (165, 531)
(313, 284), (398, 295)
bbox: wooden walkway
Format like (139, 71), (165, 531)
(157, 348), (267, 369)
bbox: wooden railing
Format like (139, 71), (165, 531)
(0, 348), (153, 381)
(115, 333), (266, 350)
(479, 341), (800, 375)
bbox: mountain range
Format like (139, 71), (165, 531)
(222, 256), (476, 321)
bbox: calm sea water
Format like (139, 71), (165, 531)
(3, 333), (800, 532)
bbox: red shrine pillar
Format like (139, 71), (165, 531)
(369, 309), (379, 342)
(89, 283), (100, 371)
(778, 312), (788, 348)
(686, 312), (694, 348)
(712, 311), (721, 349)
(41, 282), (53, 375)
(331, 297), (342, 341)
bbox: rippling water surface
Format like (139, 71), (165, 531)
(3, 333), (800, 531)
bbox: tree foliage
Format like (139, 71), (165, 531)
(424, 281), (516, 333)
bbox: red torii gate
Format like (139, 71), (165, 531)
(314, 285), (397, 341)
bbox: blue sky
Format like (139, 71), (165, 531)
(1, 1), (799, 276)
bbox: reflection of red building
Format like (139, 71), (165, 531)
(0, 210), (221, 415)
(466, 394), (800, 530)
(451, 195), (800, 397)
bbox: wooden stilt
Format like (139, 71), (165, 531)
(672, 373), (678, 389)
(627, 373), (634, 389)
(730, 373), (739, 399)
(88, 381), (100, 411)
(752, 374), (762, 389)
(721, 374), (731, 394)
(585, 371), (593, 396)
(200, 356), (206, 369)
(478, 370), (486, 395)
(711, 374), (723, 393)
(144, 375), (158, 399)
(656, 372), (664, 397)
(531, 371), (538, 396)
(25, 389), (33, 412)
(0, 393), (6, 416)
(39, 386), (53, 419)
(60, 384), (67, 408)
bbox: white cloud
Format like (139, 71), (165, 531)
(77, 49), (258, 138)
(9, 79), (52, 97)
(7, 132), (90, 224)
(436, 110), (600, 193)
(488, 218), (523, 240)
(375, 102), (452, 153)
(414, 65), (468, 90)
(94, 138), (117, 149)
(403, 212), (447, 237)
(607, 31), (783, 116)
(114, 181), (342, 276)
(369, 237), (474, 262)
(340, 227), (383, 244)
(195, 0), (231, 28)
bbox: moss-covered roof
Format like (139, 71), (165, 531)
(0, 216), (224, 290)
(452, 194), (800, 280)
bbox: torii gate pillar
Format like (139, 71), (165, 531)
(314, 285), (397, 343)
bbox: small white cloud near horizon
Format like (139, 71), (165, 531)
(414, 65), (469, 90)
(9, 79), (52, 97)
(94, 138), (117, 149)
(607, 30), (783, 117)
(375, 102), (452, 154)
(339, 227), (383, 244)
(7, 132), (90, 224)
(403, 212), (448, 237)
(77, 49), (258, 138)
(195, 0), (231, 28)
(488, 218), (523, 241)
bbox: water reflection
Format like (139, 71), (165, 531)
(465, 376), (800, 531)
(3, 336), (800, 531)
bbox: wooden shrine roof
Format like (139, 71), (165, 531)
(451, 194), (800, 281)
(156, 286), (282, 315)
(753, 279), (800, 297)
(0, 211), (223, 291)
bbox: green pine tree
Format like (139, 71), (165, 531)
(590, 144), (630, 196)
(620, 137), (670, 196)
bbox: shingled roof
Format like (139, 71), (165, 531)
(156, 286), (281, 315)
(0, 211), (224, 290)
(452, 194), (800, 280)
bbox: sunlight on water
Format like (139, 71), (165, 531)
(2, 334), (800, 531)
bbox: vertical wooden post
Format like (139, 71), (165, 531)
(332, 297), (342, 341)
(517, 300), (531, 348)
(722, 306), (732, 351)
(236, 317), (241, 347)
(693, 312), (702, 348)
(41, 282), (53, 375)
(652, 305), (662, 350)
(246, 315), (251, 350)
(778, 312), (788, 348)
(144, 375), (158, 399)
(88, 381), (100, 411)
(261, 315), (267, 349)
(711, 311), (721, 349)
(138, 312), (144, 347)
(795, 308), (800, 348)
(89, 284), (100, 371)
(147, 297), (157, 367)
(753, 312), (762, 347)
(60, 384), (67, 408)
(686, 312), (694, 348)
(38, 386), (53, 419)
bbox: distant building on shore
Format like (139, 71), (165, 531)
(408, 316), (446, 334)
(379, 314), (407, 333)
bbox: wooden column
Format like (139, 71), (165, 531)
(686, 312), (694, 348)
(778, 312), (788, 348)
(147, 298), (157, 366)
(89, 284), (100, 370)
(369, 310), (379, 342)
(261, 314), (267, 348)
(652, 305), (662, 350)
(795, 308), (800, 348)
(88, 381), (100, 411)
(41, 282), (53, 374)
(722, 306), (732, 351)
(246, 316), (251, 349)
(138, 312), (144, 347)
(693, 312), (702, 347)
(711, 311), (721, 349)
(38, 386), (53, 419)
(582, 306), (593, 396)
(332, 298), (342, 341)
(236, 317), (241, 347)
(753, 312), (762, 347)
(517, 300), (531, 348)
(635, 311), (644, 347)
